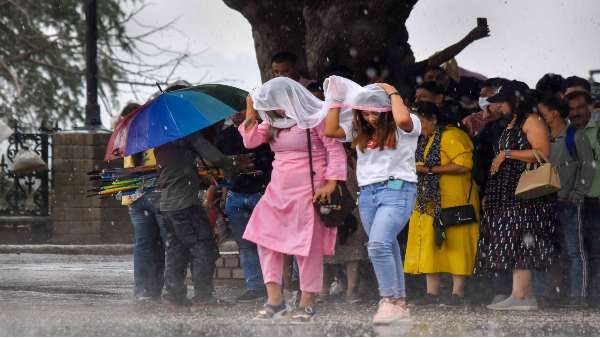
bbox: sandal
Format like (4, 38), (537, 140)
(290, 306), (316, 322)
(253, 302), (289, 320)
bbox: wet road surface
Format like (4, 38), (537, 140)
(1, 254), (599, 336)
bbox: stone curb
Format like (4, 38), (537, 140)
(0, 244), (134, 255)
(0, 241), (239, 256)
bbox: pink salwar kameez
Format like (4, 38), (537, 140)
(238, 120), (346, 292)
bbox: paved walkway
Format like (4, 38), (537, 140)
(0, 253), (599, 336)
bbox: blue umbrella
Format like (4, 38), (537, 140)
(106, 84), (247, 160)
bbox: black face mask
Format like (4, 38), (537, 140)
(498, 113), (514, 126)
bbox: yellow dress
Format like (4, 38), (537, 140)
(404, 127), (480, 276)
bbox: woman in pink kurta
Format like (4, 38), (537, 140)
(238, 78), (347, 321)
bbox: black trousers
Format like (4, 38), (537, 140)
(162, 206), (218, 300)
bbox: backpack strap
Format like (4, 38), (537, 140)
(565, 125), (578, 160)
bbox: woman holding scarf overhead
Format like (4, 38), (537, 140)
(324, 76), (420, 325)
(404, 102), (479, 307)
(239, 77), (347, 321)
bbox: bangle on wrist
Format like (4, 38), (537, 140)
(504, 149), (512, 159)
(388, 91), (400, 97)
(427, 166), (433, 175)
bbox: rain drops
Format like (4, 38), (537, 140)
(523, 233), (534, 248)
(366, 67), (377, 79)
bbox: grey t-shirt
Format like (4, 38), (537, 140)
(549, 125), (595, 201)
(154, 130), (234, 212)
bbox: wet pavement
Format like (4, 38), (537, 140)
(0, 253), (599, 336)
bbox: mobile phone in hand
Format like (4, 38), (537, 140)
(477, 17), (487, 28)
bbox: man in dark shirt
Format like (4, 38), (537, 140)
(153, 84), (248, 306)
(154, 127), (238, 306)
(215, 115), (274, 302)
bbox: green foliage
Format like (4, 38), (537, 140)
(0, 0), (183, 128)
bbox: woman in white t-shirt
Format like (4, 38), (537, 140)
(324, 80), (420, 325)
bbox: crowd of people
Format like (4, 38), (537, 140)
(117, 22), (600, 325)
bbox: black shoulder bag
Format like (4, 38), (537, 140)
(435, 176), (477, 247)
(306, 129), (355, 228)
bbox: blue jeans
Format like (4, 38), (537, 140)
(359, 181), (417, 299)
(128, 192), (167, 298)
(559, 201), (588, 298)
(225, 191), (264, 290)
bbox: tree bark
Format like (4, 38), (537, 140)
(223, 0), (307, 82)
(225, 0), (417, 85)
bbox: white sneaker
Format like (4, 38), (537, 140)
(372, 298), (411, 325)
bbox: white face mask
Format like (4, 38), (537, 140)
(478, 97), (490, 110)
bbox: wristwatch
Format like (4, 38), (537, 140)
(427, 166), (434, 175)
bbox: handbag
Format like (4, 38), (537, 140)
(515, 149), (561, 199)
(11, 148), (48, 174)
(306, 129), (355, 228)
(435, 176), (477, 247)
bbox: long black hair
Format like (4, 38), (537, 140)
(508, 90), (536, 126)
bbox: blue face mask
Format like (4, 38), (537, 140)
(478, 97), (490, 110)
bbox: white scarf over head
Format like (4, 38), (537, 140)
(251, 75), (392, 130)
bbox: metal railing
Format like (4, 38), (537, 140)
(0, 121), (54, 217)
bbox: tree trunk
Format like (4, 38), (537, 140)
(225, 0), (417, 85)
(223, 0), (307, 82)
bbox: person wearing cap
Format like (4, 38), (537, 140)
(462, 77), (513, 302)
(474, 80), (557, 311)
(565, 75), (600, 121)
(462, 77), (510, 137)
(565, 84), (600, 308)
(538, 95), (595, 308)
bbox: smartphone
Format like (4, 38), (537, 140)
(477, 17), (487, 28)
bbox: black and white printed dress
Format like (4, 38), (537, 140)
(474, 122), (557, 274)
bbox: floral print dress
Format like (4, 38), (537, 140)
(475, 123), (557, 274)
